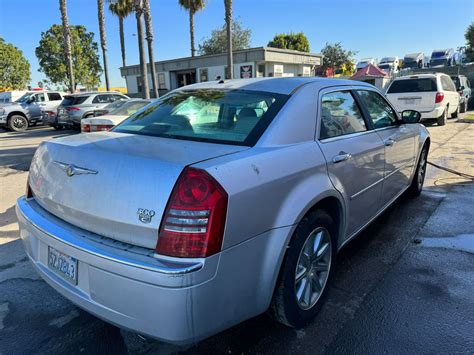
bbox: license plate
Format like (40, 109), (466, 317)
(404, 99), (416, 105)
(48, 246), (78, 285)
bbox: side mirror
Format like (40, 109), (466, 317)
(401, 110), (421, 124)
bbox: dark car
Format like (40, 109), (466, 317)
(450, 75), (471, 113)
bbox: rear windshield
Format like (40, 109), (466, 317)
(114, 89), (288, 146)
(431, 51), (446, 58)
(61, 96), (88, 106)
(387, 78), (437, 93)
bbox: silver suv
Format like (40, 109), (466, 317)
(57, 92), (129, 129)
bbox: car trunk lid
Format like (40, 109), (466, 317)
(29, 132), (247, 249)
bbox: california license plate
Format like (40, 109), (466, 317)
(404, 99), (416, 105)
(48, 246), (78, 285)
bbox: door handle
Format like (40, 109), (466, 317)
(384, 138), (396, 146)
(332, 152), (352, 164)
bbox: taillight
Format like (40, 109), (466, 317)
(156, 167), (228, 258)
(435, 92), (444, 104)
(81, 123), (91, 132)
(66, 106), (80, 111)
(96, 124), (113, 131)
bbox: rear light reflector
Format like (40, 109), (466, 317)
(81, 123), (91, 132)
(66, 106), (80, 111)
(156, 167), (228, 258)
(81, 124), (113, 132)
(435, 92), (444, 104)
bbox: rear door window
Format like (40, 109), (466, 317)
(357, 90), (399, 129)
(92, 95), (113, 104)
(319, 91), (367, 140)
(35, 93), (45, 102)
(387, 78), (437, 93)
(47, 92), (62, 101)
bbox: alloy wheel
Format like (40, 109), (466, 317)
(418, 149), (428, 189)
(12, 116), (27, 130)
(294, 227), (332, 310)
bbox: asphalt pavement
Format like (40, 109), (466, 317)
(0, 117), (473, 355)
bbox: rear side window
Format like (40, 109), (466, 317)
(92, 95), (114, 104)
(114, 89), (288, 146)
(387, 78), (437, 93)
(319, 91), (367, 140)
(357, 90), (398, 129)
(47, 93), (62, 101)
(441, 76), (456, 91)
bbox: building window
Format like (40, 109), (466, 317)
(158, 73), (166, 89)
(136, 76), (142, 93)
(200, 68), (208, 82)
(257, 64), (265, 77)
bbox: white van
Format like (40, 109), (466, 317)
(385, 73), (460, 126)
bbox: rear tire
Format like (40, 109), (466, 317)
(408, 144), (428, 197)
(437, 108), (447, 126)
(451, 105), (459, 118)
(8, 115), (29, 132)
(270, 210), (336, 328)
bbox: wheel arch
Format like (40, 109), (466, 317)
(7, 111), (28, 120)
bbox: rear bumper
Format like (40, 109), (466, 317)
(16, 196), (289, 344)
(418, 106), (444, 120)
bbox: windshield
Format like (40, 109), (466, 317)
(387, 78), (437, 93)
(114, 89), (288, 146)
(15, 93), (34, 103)
(432, 51), (447, 58)
(109, 100), (151, 116)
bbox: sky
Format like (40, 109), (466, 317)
(0, 0), (473, 88)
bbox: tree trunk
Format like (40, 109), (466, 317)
(119, 16), (126, 68)
(97, 0), (110, 90)
(135, 0), (149, 99)
(189, 10), (195, 57)
(224, 0), (233, 79)
(143, 0), (159, 98)
(59, 0), (75, 92)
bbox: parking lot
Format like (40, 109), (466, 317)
(1, 116), (473, 354)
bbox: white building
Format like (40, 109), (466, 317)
(120, 47), (323, 97)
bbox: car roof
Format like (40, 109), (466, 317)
(66, 91), (126, 97)
(392, 73), (446, 81)
(176, 77), (372, 95)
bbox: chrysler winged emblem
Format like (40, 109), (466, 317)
(53, 161), (98, 177)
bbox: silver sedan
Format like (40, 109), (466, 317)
(16, 78), (430, 344)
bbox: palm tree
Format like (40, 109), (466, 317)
(97, 0), (110, 90)
(142, 0), (159, 97)
(107, 0), (134, 69)
(224, 0), (233, 79)
(59, 0), (75, 92)
(178, 0), (206, 57)
(134, 0), (149, 98)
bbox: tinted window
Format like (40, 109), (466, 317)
(114, 89), (288, 146)
(357, 90), (398, 129)
(450, 76), (461, 89)
(47, 92), (62, 101)
(35, 93), (45, 102)
(92, 94), (113, 104)
(387, 78), (437, 93)
(110, 101), (150, 116)
(319, 91), (367, 140)
(61, 96), (88, 106)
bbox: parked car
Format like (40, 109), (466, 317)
(385, 73), (460, 126)
(450, 75), (471, 113)
(429, 48), (455, 67)
(356, 57), (377, 70)
(56, 92), (129, 129)
(378, 56), (400, 73)
(93, 98), (130, 117)
(0, 91), (65, 131)
(403, 53), (425, 69)
(17, 78), (429, 345)
(81, 99), (154, 132)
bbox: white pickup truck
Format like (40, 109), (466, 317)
(0, 91), (65, 131)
